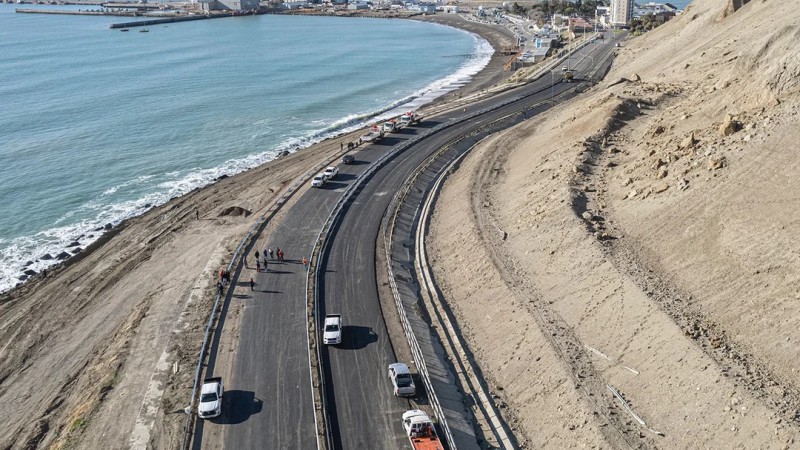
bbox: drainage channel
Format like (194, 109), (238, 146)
(384, 87), (584, 449)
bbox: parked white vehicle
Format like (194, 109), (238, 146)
(311, 173), (327, 188)
(323, 314), (342, 345)
(322, 166), (339, 180)
(388, 362), (416, 397)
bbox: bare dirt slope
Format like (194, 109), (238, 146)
(428, 0), (800, 447)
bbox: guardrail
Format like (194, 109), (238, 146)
(305, 118), (461, 449)
(181, 147), (354, 450)
(182, 34), (612, 450)
(376, 36), (612, 448)
(306, 40), (611, 448)
(382, 147), (460, 448)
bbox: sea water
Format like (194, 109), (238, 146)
(0, 5), (492, 292)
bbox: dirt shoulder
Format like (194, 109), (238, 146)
(0, 138), (349, 449)
(427, 0), (800, 447)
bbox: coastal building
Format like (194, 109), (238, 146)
(200, 0), (258, 11)
(441, 4), (458, 13)
(281, 0), (307, 8)
(534, 35), (558, 50)
(347, 1), (368, 9)
(408, 3), (435, 13)
(609, 0), (634, 26)
(596, 5), (610, 28)
(634, 1), (680, 17)
(568, 17), (591, 33)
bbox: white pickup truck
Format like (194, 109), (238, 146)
(388, 362), (416, 397)
(323, 314), (342, 345)
(322, 166), (339, 181)
(311, 173), (327, 188)
(198, 377), (223, 419)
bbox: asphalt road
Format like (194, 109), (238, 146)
(318, 33), (622, 449)
(196, 30), (621, 450)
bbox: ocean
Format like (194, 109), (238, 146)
(0, 5), (492, 292)
(671, 1), (693, 10)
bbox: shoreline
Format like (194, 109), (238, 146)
(0, 12), (511, 296)
(0, 12), (516, 450)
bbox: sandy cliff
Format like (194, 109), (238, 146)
(428, 0), (800, 447)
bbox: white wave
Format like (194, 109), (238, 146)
(0, 27), (494, 294)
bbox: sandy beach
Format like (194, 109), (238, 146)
(0, 14), (515, 449)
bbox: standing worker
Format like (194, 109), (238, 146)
(250, 277), (255, 291)
(302, 256), (309, 270)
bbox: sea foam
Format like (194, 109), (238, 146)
(0, 14), (492, 293)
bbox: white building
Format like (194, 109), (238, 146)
(408, 3), (435, 13)
(201, 0), (258, 10)
(609, 0), (634, 26)
(595, 5), (610, 27)
(282, 0), (307, 8)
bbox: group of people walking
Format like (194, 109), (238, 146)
(220, 244), (310, 294)
(254, 246), (285, 272)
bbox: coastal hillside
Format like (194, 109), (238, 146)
(428, 0), (800, 447)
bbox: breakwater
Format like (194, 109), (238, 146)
(14, 8), (253, 27)
(109, 14), (232, 28)
(16, 8), (133, 16)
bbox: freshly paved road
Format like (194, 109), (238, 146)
(319, 33), (622, 449)
(196, 31), (621, 450)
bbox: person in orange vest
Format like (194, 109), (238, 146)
(302, 256), (309, 270)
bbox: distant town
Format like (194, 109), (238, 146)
(9, 0), (682, 29)
(12, 0), (680, 50)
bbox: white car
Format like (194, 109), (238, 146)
(322, 166), (339, 180)
(198, 377), (223, 419)
(323, 314), (342, 345)
(311, 173), (327, 188)
(388, 363), (416, 397)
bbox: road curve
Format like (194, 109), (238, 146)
(319, 33), (621, 449)
(195, 31), (620, 450)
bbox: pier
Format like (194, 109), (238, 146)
(109, 14), (234, 28)
(15, 8), (259, 28)
(17, 8), (133, 16)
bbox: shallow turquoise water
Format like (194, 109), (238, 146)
(0, 5), (491, 290)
